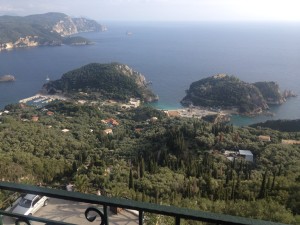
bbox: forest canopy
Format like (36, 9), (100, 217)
(0, 100), (299, 224)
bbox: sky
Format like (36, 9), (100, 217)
(0, 0), (300, 22)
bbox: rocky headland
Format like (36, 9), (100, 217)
(0, 12), (105, 51)
(42, 63), (158, 103)
(181, 74), (295, 116)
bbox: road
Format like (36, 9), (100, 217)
(3, 198), (138, 225)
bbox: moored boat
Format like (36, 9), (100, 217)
(0, 74), (15, 82)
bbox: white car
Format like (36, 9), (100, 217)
(12, 194), (48, 216)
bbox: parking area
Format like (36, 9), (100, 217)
(3, 198), (138, 225)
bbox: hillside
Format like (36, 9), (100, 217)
(0, 12), (103, 50)
(0, 100), (299, 224)
(181, 74), (291, 115)
(251, 119), (300, 132)
(42, 63), (158, 102)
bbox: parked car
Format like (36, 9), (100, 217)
(12, 194), (48, 215)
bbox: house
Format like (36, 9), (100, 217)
(282, 139), (300, 145)
(258, 135), (271, 142)
(129, 98), (141, 108)
(31, 115), (39, 122)
(101, 118), (119, 126)
(103, 129), (113, 135)
(150, 117), (158, 123)
(47, 111), (54, 116)
(239, 150), (253, 162)
(165, 110), (180, 117)
(77, 100), (87, 104)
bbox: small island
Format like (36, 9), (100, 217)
(0, 75), (16, 82)
(181, 74), (296, 116)
(42, 63), (158, 103)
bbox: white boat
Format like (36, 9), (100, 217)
(0, 74), (15, 82)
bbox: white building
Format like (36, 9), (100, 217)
(239, 150), (253, 162)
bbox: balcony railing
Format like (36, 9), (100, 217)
(0, 181), (287, 225)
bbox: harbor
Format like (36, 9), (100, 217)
(19, 94), (67, 106)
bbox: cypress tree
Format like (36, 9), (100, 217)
(140, 158), (145, 178)
(258, 170), (268, 199)
(129, 168), (134, 189)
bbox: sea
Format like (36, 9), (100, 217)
(0, 21), (299, 126)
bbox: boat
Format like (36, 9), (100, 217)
(126, 31), (133, 36)
(46, 76), (50, 82)
(101, 26), (108, 32)
(0, 75), (15, 82)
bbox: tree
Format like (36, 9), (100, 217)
(74, 175), (90, 193)
(129, 168), (134, 189)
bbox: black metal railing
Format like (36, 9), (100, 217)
(0, 181), (287, 225)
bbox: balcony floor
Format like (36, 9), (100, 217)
(3, 198), (138, 225)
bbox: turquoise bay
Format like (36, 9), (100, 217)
(0, 22), (299, 126)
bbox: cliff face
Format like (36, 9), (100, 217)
(52, 17), (78, 36)
(52, 16), (102, 36)
(253, 81), (285, 105)
(43, 63), (158, 103)
(0, 12), (104, 51)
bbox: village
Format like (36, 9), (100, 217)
(0, 93), (297, 168)
(3, 94), (297, 148)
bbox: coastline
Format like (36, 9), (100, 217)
(12, 94), (300, 127)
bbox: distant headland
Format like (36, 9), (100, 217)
(0, 12), (105, 51)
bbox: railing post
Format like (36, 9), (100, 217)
(139, 210), (144, 225)
(175, 216), (180, 225)
(104, 205), (109, 225)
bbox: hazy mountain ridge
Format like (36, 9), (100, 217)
(0, 12), (103, 50)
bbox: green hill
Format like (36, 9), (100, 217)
(42, 63), (158, 102)
(251, 119), (300, 132)
(181, 74), (291, 115)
